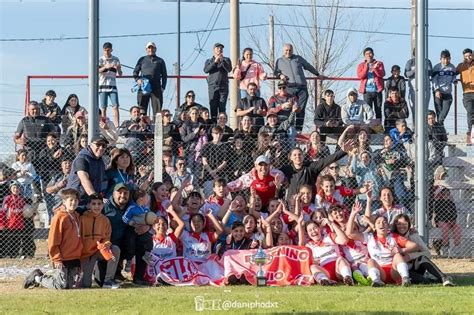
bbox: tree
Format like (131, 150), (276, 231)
(245, 0), (382, 132)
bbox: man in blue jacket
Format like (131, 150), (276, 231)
(204, 43), (232, 121)
(66, 135), (107, 212)
(133, 42), (168, 117)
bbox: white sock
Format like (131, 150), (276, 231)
(340, 266), (352, 278)
(314, 272), (328, 283)
(358, 263), (369, 276)
(368, 267), (380, 282)
(396, 262), (410, 278)
(34, 275), (41, 283)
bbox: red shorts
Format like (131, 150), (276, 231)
(381, 265), (397, 284)
(322, 260), (338, 281)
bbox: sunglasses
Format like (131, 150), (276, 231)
(186, 95), (195, 98)
(163, 113), (171, 117)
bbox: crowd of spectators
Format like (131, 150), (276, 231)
(0, 41), (471, 290)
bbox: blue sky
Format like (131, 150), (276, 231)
(0, 0), (473, 146)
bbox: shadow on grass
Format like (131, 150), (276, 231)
(452, 273), (474, 286)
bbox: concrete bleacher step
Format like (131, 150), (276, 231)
(443, 156), (474, 167)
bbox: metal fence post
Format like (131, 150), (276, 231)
(154, 113), (163, 183)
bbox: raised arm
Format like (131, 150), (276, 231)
(167, 205), (185, 239)
(347, 201), (365, 242)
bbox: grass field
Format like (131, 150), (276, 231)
(0, 259), (473, 314)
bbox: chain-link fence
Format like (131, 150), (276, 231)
(0, 112), (472, 265)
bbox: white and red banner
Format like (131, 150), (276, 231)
(145, 246), (315, 286)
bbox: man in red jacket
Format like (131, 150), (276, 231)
(357, 47), (385, 120)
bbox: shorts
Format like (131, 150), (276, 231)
(99, 91), (119, 109)
(381, 265), (397, 284)
(321, 260), (338, 281)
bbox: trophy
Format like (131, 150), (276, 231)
(250, 233), (268, 286)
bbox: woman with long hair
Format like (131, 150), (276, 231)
(61, 94), (88, 132)
(391, 214), (454, 286)
(233, 47), (267, 98)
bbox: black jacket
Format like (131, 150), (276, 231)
(314, 99), (342, 126)
(281, 150), (347, 197)
(204, 56), (232, 88)
(133, 55), (168, 89)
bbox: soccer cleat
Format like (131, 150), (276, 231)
(371, 279), (385, 287)
(23, 269), (43, 289)
(343, 275), (354, 286)
(442, 276), (455, 287)
(102, 280), (120, 289)
(401, 277), (412, 287)
(319, 279), (337, 286)
(352, 270), (371, 286)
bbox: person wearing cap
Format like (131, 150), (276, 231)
(133, 41), (168, 116)
(268, 80), (298, 125)
(66, 135), (108, 212)
(456, 48), (474, 145)
(39, 90), (62, 131)
(227, 155), (285, 209)
(274, 43), (320, 130)
(259, 105), (297, 142)
(64, 110), (88, 150)
(99, 42), (122, 128)
(204, 42), (232, 121)
(356, 47), (386, 120)
(14, 101), (56, 170)
(341, 88), (375, 126)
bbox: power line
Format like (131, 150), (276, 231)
(239, 1), (474, 11)
(1, 23), (472, 42)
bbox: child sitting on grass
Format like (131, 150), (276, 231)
(24, 189), (83, 289)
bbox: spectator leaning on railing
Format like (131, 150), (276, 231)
(455, 48), (474, 145)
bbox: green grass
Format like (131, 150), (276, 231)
(1, 276), (473, 314)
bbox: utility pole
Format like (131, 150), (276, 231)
(229, 0), (240, 129)
(177, 0), (181, 109)
(88, 0), (99, 141)
(269, 15), (275, 95)
(415, 0), (428, 242)
(411, 0), (416, 56)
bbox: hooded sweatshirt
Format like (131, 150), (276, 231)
(341, 88), (374, 125)
(80, 209), (112, 259)
(48, 209), (83, 263)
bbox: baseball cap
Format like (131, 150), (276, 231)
(9, 180), (20, 188)
(266, 110), (278, 118)
(75, 111), (86, 118)
(45, 90), (57, 97)
(255, 155), (270, 165)
(113, 183), (129, 192)
(214, 42), (224, 48)
(277, 80), (287, 87)
(146, 41), (156, 49)
(91, 134), (109, 145)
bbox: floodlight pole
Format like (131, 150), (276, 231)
(229, 0), (239, 129)
(415, 0), (428, 241)
(88, 0), (100, 141)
